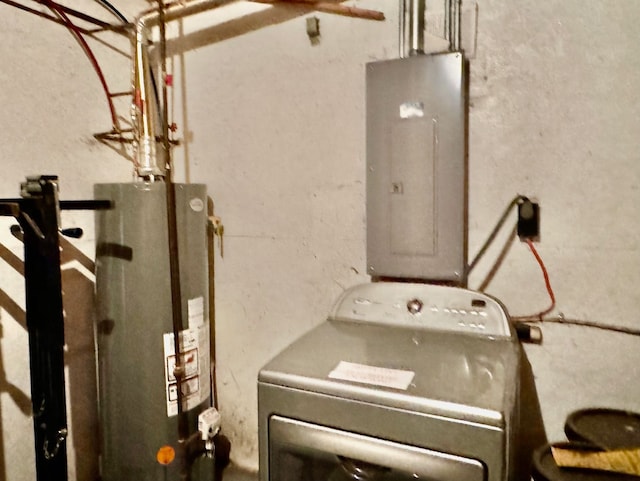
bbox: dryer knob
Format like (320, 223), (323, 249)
(407, 299), (423, 314)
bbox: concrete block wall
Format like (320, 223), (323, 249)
(0, 0), (638, 478)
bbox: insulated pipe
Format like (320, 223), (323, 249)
(132, 26), (159, 177)
(132, 0), (238, 178)
(408, 0), (425, 55)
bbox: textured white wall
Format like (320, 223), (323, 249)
(0, 0), (639, 479)
(467, 0), (640, 453)
(0, 2), (148, 480)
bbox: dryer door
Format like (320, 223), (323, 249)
(268, 416), (485, 481)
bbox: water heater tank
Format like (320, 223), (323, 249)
(94, 182), (214, 481)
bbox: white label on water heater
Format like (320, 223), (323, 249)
(163, 325), (211, 417)
(328, 361), (415, 390)
(188, 296), (205, 328)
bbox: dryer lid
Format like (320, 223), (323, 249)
(259, 318), (520, 428)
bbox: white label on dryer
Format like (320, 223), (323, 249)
(328, 361), (415, 390)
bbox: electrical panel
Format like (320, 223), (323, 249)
(366, 52), (467, 283)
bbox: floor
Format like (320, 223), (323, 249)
(220, 464), (258, 481)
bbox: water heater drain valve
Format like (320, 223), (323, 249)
(198, 407), (221, 456)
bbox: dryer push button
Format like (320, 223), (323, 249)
(407, 299), (424, 314)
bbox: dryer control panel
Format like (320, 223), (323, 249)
(329, 283), (512, 338)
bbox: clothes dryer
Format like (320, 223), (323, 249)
(258, 282), (545, 481)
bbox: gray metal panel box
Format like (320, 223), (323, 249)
(366, 52), (467, 283)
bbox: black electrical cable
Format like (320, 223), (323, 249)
(155, 2), (189, 476)
(467, 195), (527, 276)
(472, 198), (639, 339)
(449, 0), (453, 50)
(524, 316), (640, 337)
(36, 0), (112, 28)
(43, 0), (121, 130)
(4, 0), (135, 133)
(477, 223), (517, 292)
(95, 0), (127, 23)
(1, 0), (110, 31)
(471, 199), (639, 339)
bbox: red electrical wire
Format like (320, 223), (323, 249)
(42, 0), (120, 130)
(513, 239), (556, 321)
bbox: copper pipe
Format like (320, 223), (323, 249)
(132, 0), (238, 178)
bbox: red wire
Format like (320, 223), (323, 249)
(42, 0), (120, 130)
(513, 239), (556, 321)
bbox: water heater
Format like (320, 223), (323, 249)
(94, 182), (215, 481)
